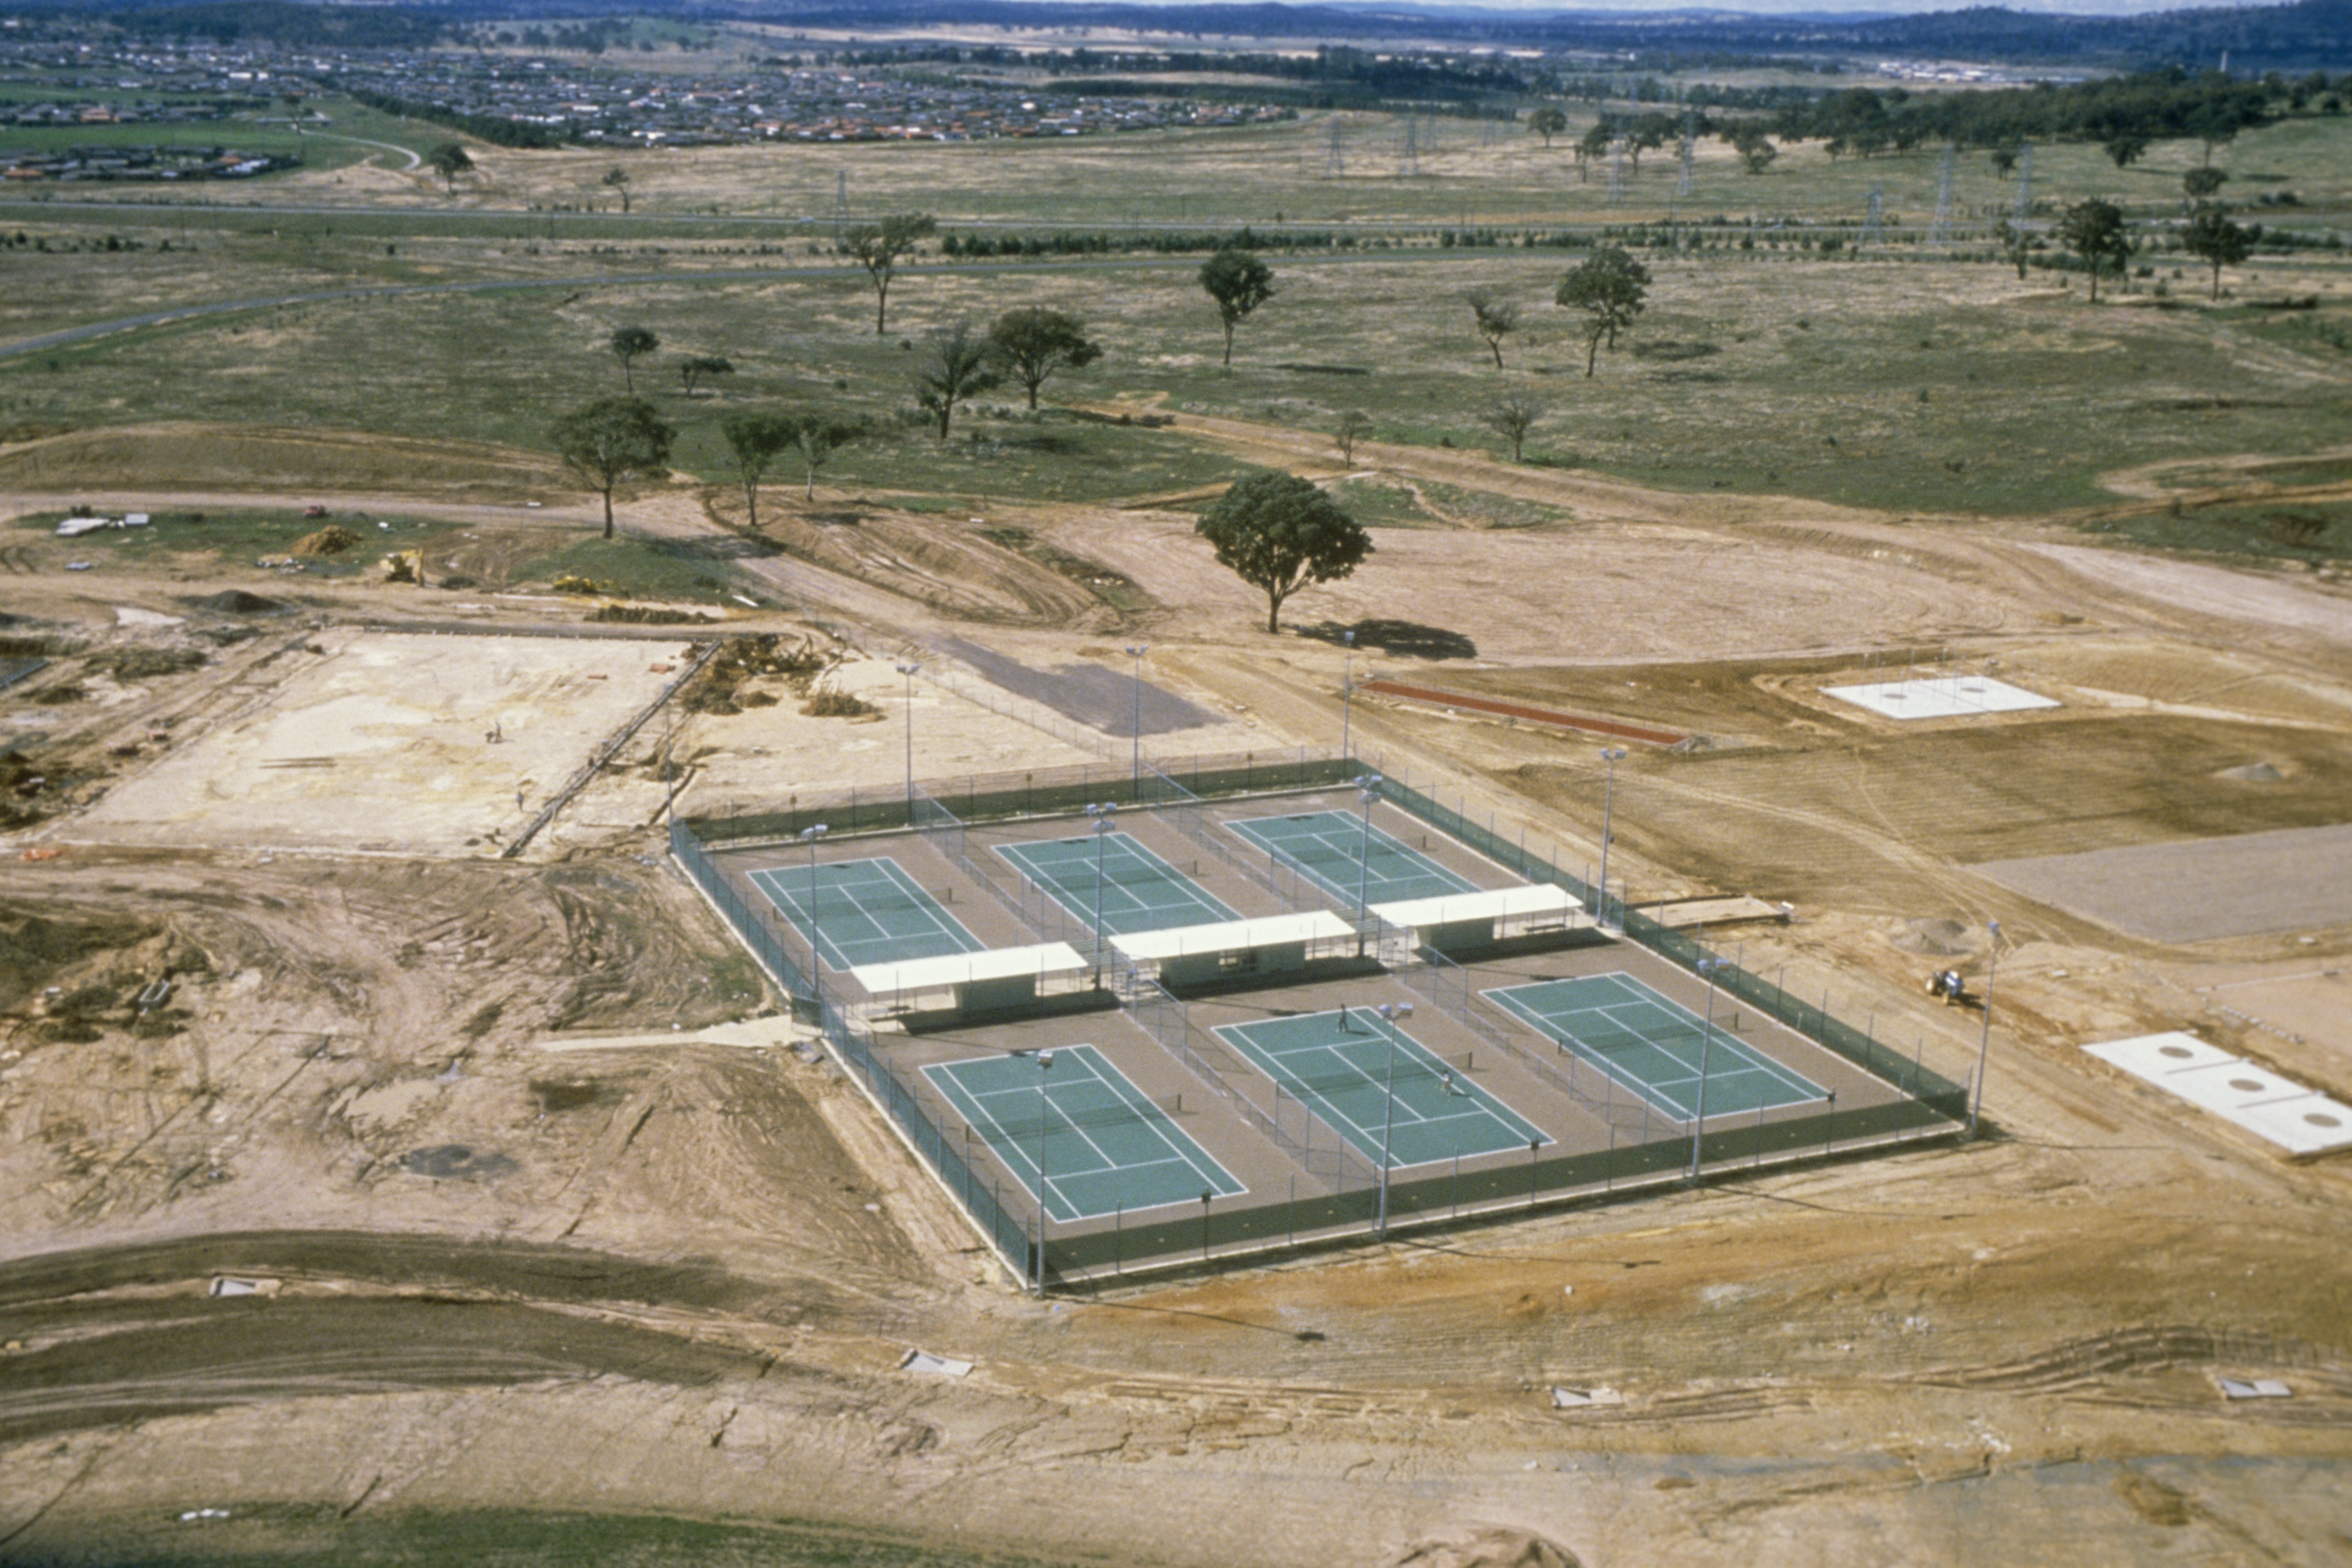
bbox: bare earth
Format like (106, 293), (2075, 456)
(2, 413), (2349, 1567)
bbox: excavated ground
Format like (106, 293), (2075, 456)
(1, 418), (2348, 1567)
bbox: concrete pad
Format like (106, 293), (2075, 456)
(1823, 676), (2058, 720)
(2083, 1031), (2352, 1156)
(81, 630), (690, 854)
(1976, 823), (2352, 943)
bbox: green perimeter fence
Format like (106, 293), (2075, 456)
(675, 753), (1970, 1286)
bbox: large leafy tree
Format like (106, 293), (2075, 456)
(1464, 288), (1520, 370)
(424, 140), (472, 194)
(2060, 197), (2126, 303)
(601, 166), (630, 211)
(840, 212), (936, 335)
(2183, 206), (2257, 301)
(986, 307), (1102, 409)
(679, 354), (734, 398)
(609, 324), (658, 392)
(718, 408), (793, 531)
(1198, 248), (1275, 368)
(1195, 470), (1372, 634)
(1528, 107), (1568, 148)
(1555, 245), (1651, 376)
(915, 322), (1000, 440)
(551, 397), (674, 538)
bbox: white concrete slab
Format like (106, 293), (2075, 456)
(1823, 675), (2059, 720)
(2083, 1031), (2236, 1074)
(2083, 1031), (2352, 1156)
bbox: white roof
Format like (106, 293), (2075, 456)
(1370, 884), (1579, 930)
(851, 941), (1086, 996)
(1111, 910), (1354, 962)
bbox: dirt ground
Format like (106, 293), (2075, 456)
(2, 408), (2350, 1566)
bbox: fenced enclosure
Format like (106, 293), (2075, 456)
(673, 752), (1971, 1289)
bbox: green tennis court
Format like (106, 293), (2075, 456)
(996, 831), (1238, 936)
(1226, 810), (1479, 907)
(924, 1045), (1244, 1222)
(1483, 972), (1828, 1122)
(749, 856), (983, 970)
(1213, 1009), (1548, 1168)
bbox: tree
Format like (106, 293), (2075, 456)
(2183, 166), (2229, 203)
(1333, 410), (1373, 465)
(1555, 245), (1651, 376)
(2059, 197), (2125, 302)
(609, 325), (658, 392)
(789, 415), (861, 501)
(2102, 131), (2150, 169)
(678, 354), (734, 398)
(602, 166), (631, 212)
(550, 397), (673, 539)
(1528, 107), (1568, 148)
(1729, 127), (1777, 175)
(1195, 470), (1372, 635)
(1199, 248), (1275, 368)
(1464, 288), (1520, 370)
(914, 322), (999, 440)
(718, 408), (793, 532)
(1995, 217), (2034, 282)
(424, 141), (472, 194)
(1481, 396), (1543, 462)
(840, 212), (936, 335)
(2183, 206), (2257, 300)
(985, 307), (1102, 409)
(1573, 121), (1612, 183)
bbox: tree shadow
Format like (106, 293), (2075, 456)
(1297, 618), (1477, 661)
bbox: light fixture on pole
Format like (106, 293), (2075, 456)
(1340, 628), (1357, 762)
(798, 822), (829, 941)
(1971, 919), (1999, 1139)
(1597, 747), (1626, 931)
(1033, 1048), (1057, 1295)
(1374, 1001), (1413, 1235)
(1124, 645), (1148, 786)
(894, 661), (920, 805)
(1689, 956), (1723, 1179)
(1086, 802), (1118, 969)
(1353, 772), (1382, 956)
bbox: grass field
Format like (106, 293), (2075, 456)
(1, 99), (2347, 533)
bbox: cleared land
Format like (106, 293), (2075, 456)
(0, 82), (2349, 1568)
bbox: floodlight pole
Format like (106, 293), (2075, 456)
(1087, 802), (1118, 971)
(895, 661), (920, 806)
(1125, 645), (1148, 786)
(1971, 919), (1999, 1139)
(1353, 773), (1382, 957)
(800, 823), (829, 947)
(1340, 629), (1357, 763)
(1690, 957), (1722, 1180)
(1034, 1048), (1056, 1295)
(1374, 1001), (1413, 1236)
(1597, 748), (1626, 931)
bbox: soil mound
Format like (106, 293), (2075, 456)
(1892, 916), (1978, 956)
(1392, 1527), (1581, 1568)
(291, 525), (360, 557)
(189, 589), (282, 614)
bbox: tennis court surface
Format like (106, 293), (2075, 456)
(996, 831), (1239, 936)
(923, 1045), (1244, 1221)
(1214, 1009), (1548, 1168)
(748, 856), (983, 970)
(1484, 973), (1828, 1121)
(1227, 810), (1480, 906)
